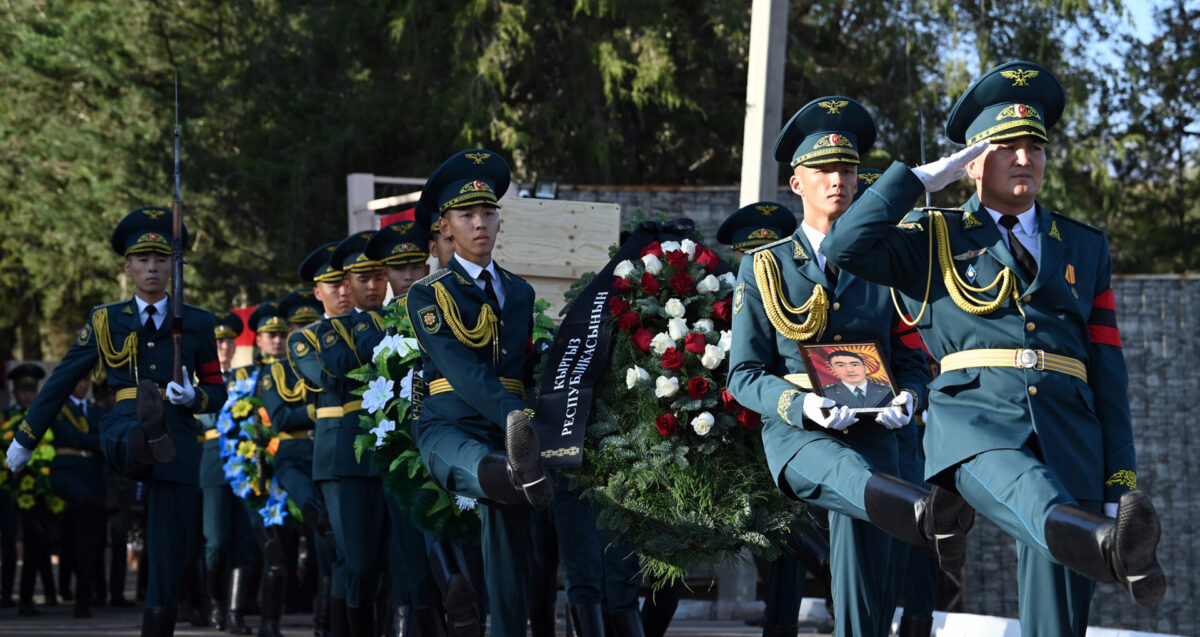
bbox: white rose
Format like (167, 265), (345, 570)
(718, 272), (736, 289)
(701, 344), (725, 369)
(641, 254), (663, 275)
(650, 332), (675, 355)
(667, 317), (689, 341)
(692, 318), (713, 334)
(654, 376), (680, 398)
(625, 365), (650, 389)
(719, 330), (733, 353)
(696, 274), (720, 294)
(691, 412), (715, 436)
(660, 241), (681, 254)
(664, 298), (686, 318)
(681, 239), (697, 258)
(613, 260), (637, 279)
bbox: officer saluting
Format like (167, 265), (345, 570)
(822, 61), (1165, 634)
(5, 207), (227, 636)
(407, 149), (552, 637)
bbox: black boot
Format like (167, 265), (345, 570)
(134, 379), (175, 463)
(141, 606), (178, 637)
(208, 567), (228, 630)
(568, 603), (605, 637)
(607, 608), (644, 637)
(411, 607), (447, 637)
(426, 540), (481, 637)
(863, 474), (974, 573)
(329, 596), (350, 637)
(639, 582), (681, 637)
(391, 604), (411, 637)
(257, 567), (285, 637)
(897, 615), (933, 637)
(761, 627), (798, 637)
(313, 577), (332, 637)
(345, 602), (376, 637)
(503, 409), (554, 506)
(227, 567), (253, 635)
(1044, 490), (1166, 604)
(530, 605), (557, 637)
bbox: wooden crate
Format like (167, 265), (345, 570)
(493, 197), (620, 317)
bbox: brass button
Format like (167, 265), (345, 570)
(147, 341), (155, 349)
(500, 320), (506, 327)
(1025, 322), (1036, 332)
(149, 364), (157, 371)
(1022, 295), (1032, 303)
(832, 302), (841, 311)
(501, 348), (508, 356)
(833, 334), (842, 342)
(1028, 385), (1038, 396)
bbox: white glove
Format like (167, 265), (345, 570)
(5, 440), (33, 473)
(877, 392), (914, 430)
(1103, 502), (1119, 518)
(911, 140), (990, 192)
(166, 365), (196, 407)
(803, 393), (857, 431)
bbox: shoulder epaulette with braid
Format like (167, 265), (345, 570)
(746, 237), (792, 255)
(413, 268), (451, 288)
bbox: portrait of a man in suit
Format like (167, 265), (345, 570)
(819, 349), (893, 409)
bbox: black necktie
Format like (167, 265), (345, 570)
(998, 216), (1038, 280)
(478, 270), (499, 304)
(144, 305), (158, 333)
(824, 260), (839, 287)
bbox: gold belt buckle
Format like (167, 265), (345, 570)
(1015, 349), (1044, 370)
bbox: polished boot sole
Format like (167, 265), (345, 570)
(443, 574), (481, 637)
(930, 486), (974, 573)
(505, 410), (554, 507)
(135, 379), (175, 463)
(1115, 490), (1166, 604)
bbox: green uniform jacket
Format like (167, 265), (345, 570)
(287, 319), (343, 482)
(18, 298), (226, 486)
(727, 230), (930, 489)
(822, 163), (1135, 502)
(317, 310), (384, 478)
(49, 399), (106, 502)
(407, 260), (534, 435)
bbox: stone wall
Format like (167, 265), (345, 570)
(564, 184), (1198, 635)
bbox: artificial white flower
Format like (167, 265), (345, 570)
(696, 274), (721, 294)
(660, 241), (681, 254)
(692, 319), (714, 334)
(718, 330), (733, 353)
(691, 412), (715, 436)
(399, 369), (415, 401)
(654, 376), (680, 398)
(650, 332), (675, 355)
(372, 334), (402, 362)
(680, 239), (697, 258)
(641, 253), (663, 275)
(625, 365), (651, 389)
(667, 317), (689, 341)
(369, 419), (396, 446)
(613, 260), (637, 279)
(362, 376), (394, 414)
(456, 496), (478, 512)
(701, 344), (725, 370)
(664, 298), (686, 318)
(718, 272), (737, 289)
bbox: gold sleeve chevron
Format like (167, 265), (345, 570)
(777, 390), (802, 425)
(752, 250), (828, 342)
(1105, 470), (1137, 490)
(432, 281), (497, 349)
(270, 362), (308, 403)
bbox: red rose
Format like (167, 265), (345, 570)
(666, 250), (688, 270)
(687, 377), (709, 399)
(720, 389), (740, 412)
(712, 298), (732, 321)
(736, 408), (761, 429)
(696, 248), (721, 271)
(641, 241), (664, 258)
(684, 333), (706, 355)
(609, 296), (630, 317)
(670, 272), (693, 295)
(655, 413), (679, 436)
(617, 311), (640, 332)
(660, 347), (685, 370)
(641, 272), (660, 295)
(631, 328), (654, 352)
(612, 277), (633, 293)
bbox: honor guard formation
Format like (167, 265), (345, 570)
(2, 60), (1166, 637)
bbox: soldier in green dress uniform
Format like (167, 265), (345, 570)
(407, 149), (554, 637)
(1, 364), (45, 609)
(287, 243), (353, 636)
(822, 61), (1166, 636)
(727, 98), (971, 637)
(198, 309), (258, 632)
(5, 207), (228, 636)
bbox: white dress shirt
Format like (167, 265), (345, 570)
(134, 295), (169, 331)
(801, 222), (829, 271)
(985, 205), (1040, 265)
(453, 254), (506, 308)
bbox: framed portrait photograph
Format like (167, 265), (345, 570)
(800, 341), (897, 414)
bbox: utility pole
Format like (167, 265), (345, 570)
(738, 0), (788, 206)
